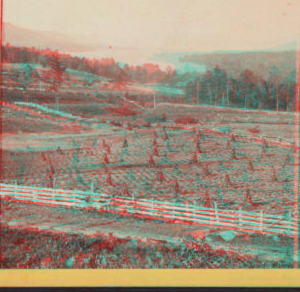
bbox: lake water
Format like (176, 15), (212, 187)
(70, 49), (206, 73)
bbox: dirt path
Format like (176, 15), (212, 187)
(1, 124), (117, 151)
(1, 201), (293, 262)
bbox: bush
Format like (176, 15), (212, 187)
(145, 115), (166, 123)
(175, 116), (198, 124)
(104, 107), (136, 117)
(0, 227), (291, 269)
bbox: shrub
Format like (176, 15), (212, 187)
(175, 116), (198, 124)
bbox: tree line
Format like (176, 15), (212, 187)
(184, 65), (297, 111)
(3, 44), (298, 112)
(2, 44), (177, 84)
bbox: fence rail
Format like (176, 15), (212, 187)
(0, 183), (296, 236)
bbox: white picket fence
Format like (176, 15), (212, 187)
(0, 183), (296, 236)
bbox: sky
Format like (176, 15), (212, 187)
(3, 0), (300, 64)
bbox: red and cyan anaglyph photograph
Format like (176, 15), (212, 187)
(0, 0), (299, 270)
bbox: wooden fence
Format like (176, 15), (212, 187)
(0, 183), (296, 236)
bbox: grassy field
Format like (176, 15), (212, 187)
(2, 103), (93, 135)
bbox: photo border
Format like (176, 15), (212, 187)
(1, 0), (300, 288)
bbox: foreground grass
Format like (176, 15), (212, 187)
(1, 226), (292, 269)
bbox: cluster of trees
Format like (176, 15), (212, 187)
(5, 50), (66, 98)
(182, 51), (296, 80)
(2, 44), (176, 84)
(184, 65), (297, 111)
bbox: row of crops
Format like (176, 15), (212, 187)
(2, 125), (295, 215)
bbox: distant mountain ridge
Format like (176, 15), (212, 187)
(150, 39), (296, 63)
(3, 22), (297, 77)
(150, 40), (297, 78)
(268, 40), (296, 52)
(3, 22), (105, 53)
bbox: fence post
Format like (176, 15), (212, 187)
(122, 197), (125, 214)
(91, 182), (93, 194)
(239, 207), (242, 230)
(260, 210), (264, 232)
(103, 194), (109, 211)
(289, 211), (293, 236)
(132, 192), (135, 215)
(55, 184), (59, 206)
(164, 200), (167, 219)
(186, 201), (189, 222)
(214, 202), (219, 224)
(52, 186), (55, 205)
(32, 185), (35, 205)
(230, 210), (235, 229)
(173, 201), (175, 219)
(151, 198), (154, 218)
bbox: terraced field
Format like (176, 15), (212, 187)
(2, 124), (295, 216)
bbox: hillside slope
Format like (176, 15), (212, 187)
(182, 51), (296, 78)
